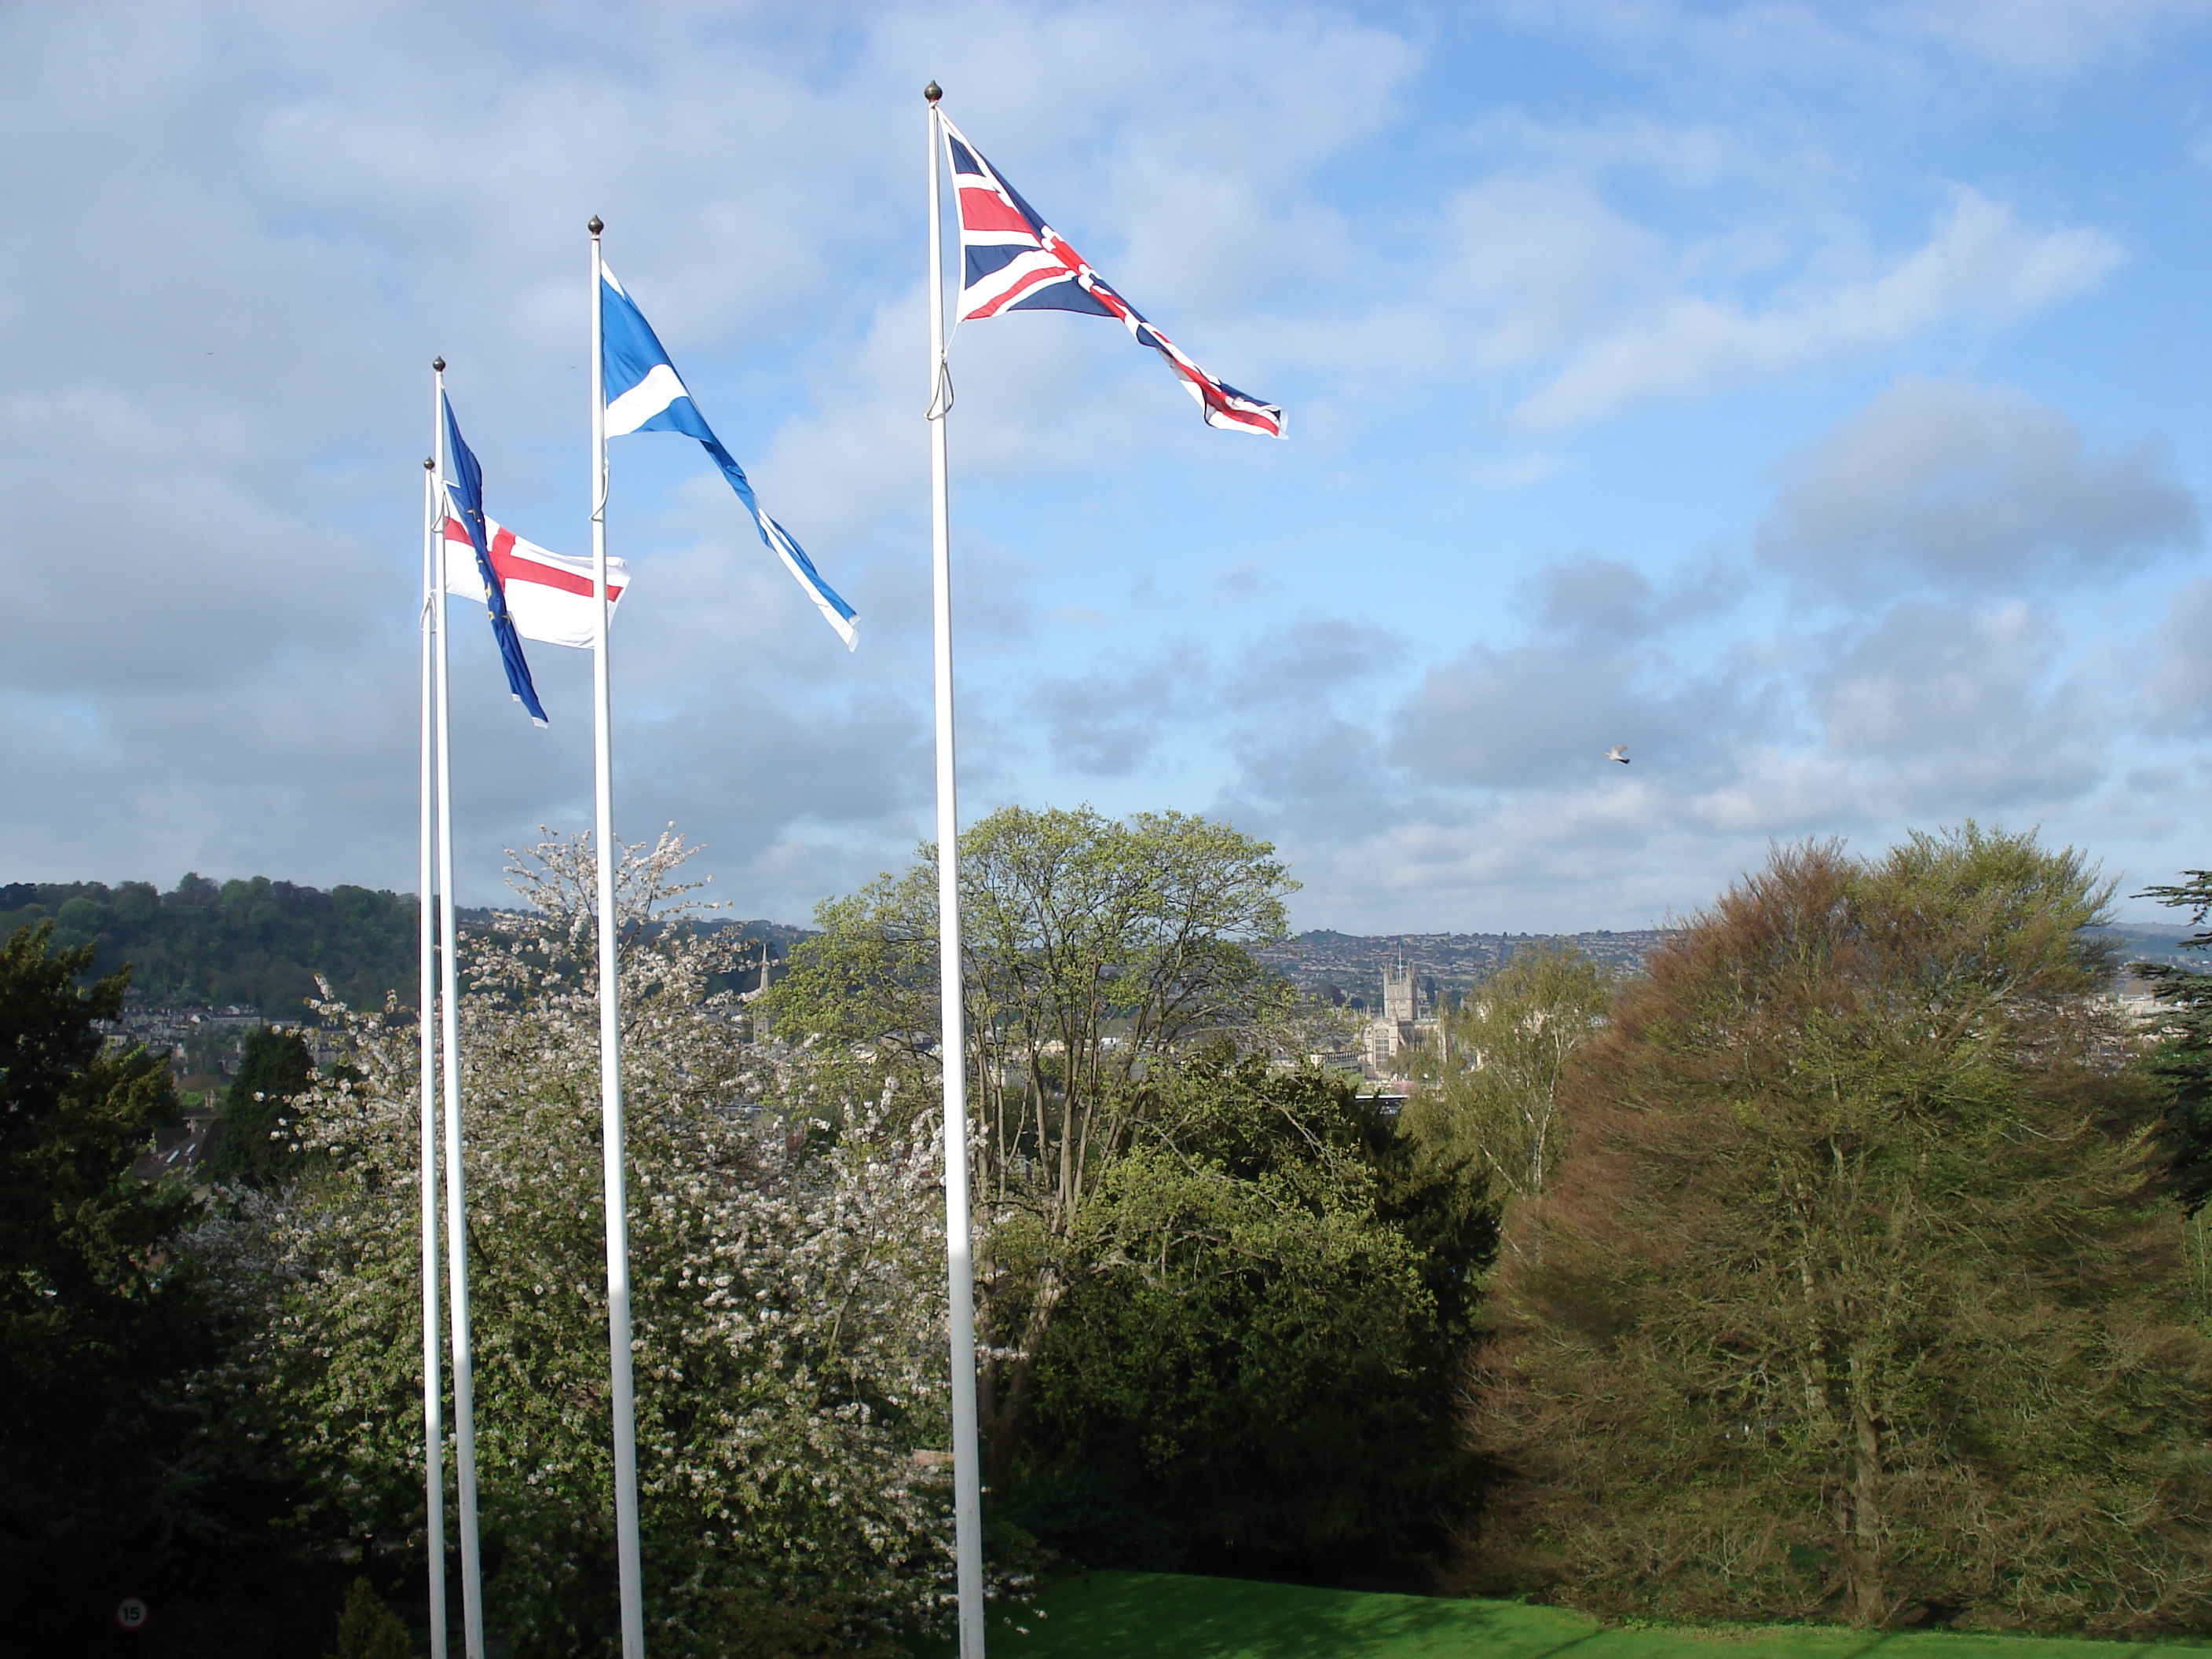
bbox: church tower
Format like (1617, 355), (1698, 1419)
(1382, 959), (1419, 1024)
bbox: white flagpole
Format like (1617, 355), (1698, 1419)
(432, 360), (489, 1659)
(588, 214), (648, 1659)
(924, 81), (987, 1659)
(417, 448), (450, 1659)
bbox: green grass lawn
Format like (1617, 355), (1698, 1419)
(911, 1572), (2212, 1659)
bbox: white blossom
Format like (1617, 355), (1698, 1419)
(194, 831), (964, 1656)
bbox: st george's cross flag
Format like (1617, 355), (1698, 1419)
(441, 515), (631, 650)
(442, 394), (550, 725)
(939, 112), (1284, 439)
(599, 268), (859, 649)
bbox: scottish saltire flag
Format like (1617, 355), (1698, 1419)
(441, 515), (631, 650)
(599, 269), (859, 649)
(939, 112), (1284, 439)
(442, 395), (549, 725)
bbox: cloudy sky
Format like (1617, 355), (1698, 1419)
(5, 0), (2210, 932)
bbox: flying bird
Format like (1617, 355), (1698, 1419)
(1606, 745), (1630, 764)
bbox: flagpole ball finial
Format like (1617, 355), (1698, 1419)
(924, 81), (941, 102)
(588, 214), (603, 236)
(423, 456), (434, 471)
(432, 356), (445, 372)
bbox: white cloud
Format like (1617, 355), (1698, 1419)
(1390, 635), (1752, 789)
(2144, 577), (2212, 732)
(1197, 395), (2162, 930)
(1513, 0), (2211, 85)
(1875, 0), (2212, 75)
(1757, 376), (2199, 594)
(1441, 178), (1666, 370)
(0, 0), (1413, 907)
(1517, 191), (2123, 426)
(1815, 598), (2107, 803)
(1524, 555), (1664, 640)
(1022, 619), (1396, 782)
(0, 0), (2202, 939)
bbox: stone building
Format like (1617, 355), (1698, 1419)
(1364, 958), (1442, 1076)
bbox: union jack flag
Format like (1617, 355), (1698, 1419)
(940, 112), (1285, 439)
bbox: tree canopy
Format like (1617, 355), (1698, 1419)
(1404, 943), (1616, 1203)
(1, 921), (340, 1651)
(201, 833), (951, 1658)
(1467, 828), (2212, 1632)
(1, 921), (196, 1629)
(31, 811), (2212, 1641)
(207, 1024), (318, 1188)
(0, 874), (419, 1014)
(2129, 868), (2212, 1208)
(765, 804), (1301, 1486)
(1018, 1050), (1494, 1580)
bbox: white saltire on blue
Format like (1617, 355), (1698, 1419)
(599, 267), (858, 650)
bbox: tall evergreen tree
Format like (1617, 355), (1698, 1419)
(0, 923), (206, 1640)
(1469, 829), (2212, 1632)
(209, 1025), (317, 1188)
(2130, 869), (2212, 1208)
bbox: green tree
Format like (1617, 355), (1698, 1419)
(1468, 827), (2212, 1632)
(1404, 943), (1616, 1205)
(207, 833), (948, 1659)
(0, 921), (339, 1652)
(2128, 869), (2212, 1209)
(0, 873), (421, 1015)
(0, 921), (199, 1632)
(328, 1578), (418, 1659)
(209, 1025), (317, 1188)
(764, 804), (1298, 1486)
(1018, 1050), (1494, 1579)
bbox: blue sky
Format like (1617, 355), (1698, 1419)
(4, 0), (2211, 932)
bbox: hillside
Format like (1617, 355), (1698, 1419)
(0, 877), (810, 1016)
(0, 876), (419, 1015)
(7, 877), (2192, 1020)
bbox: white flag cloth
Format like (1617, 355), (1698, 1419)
(441, 514), (630, 650)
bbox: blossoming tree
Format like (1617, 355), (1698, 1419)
(197, 832), (954, 1658)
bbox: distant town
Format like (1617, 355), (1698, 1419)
(1258, 927), (1672, 1009)
(9, 877), (2194, 1097)
(1262, 921), (2201, 1011)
